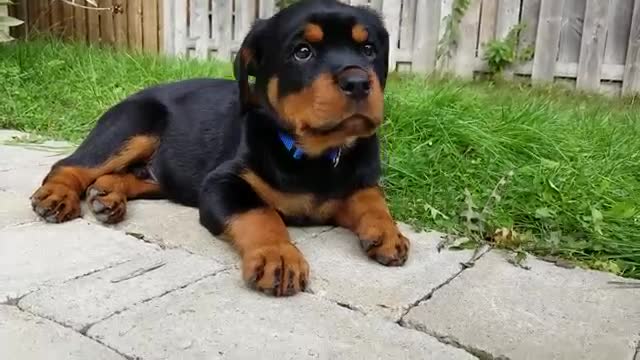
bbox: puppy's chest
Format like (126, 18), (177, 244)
(241, 171), (341, 221)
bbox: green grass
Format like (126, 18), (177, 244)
(1, 38), (639, 278)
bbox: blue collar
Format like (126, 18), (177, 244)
(278, 131), (342, 167)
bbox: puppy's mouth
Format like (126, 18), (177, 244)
(306, 113), (379, 136)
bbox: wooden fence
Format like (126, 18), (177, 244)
(10, 0), (163, 52)
(8, 0), (640, 95)
(164, 0), (640, 95)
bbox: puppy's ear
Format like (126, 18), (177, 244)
(234, 19), (268, 108)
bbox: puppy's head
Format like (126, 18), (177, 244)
(234, 0), (389, 156)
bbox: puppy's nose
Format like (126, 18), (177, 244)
(337, 67), (370, 101)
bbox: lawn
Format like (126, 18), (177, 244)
(1, 38), (639, 278)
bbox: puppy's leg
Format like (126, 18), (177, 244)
(31, 99), (166, 223)
(87, 173), (162, 224)
(335, 186), (410, 266)
(199, 166), (309, 296)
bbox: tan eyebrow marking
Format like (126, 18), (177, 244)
(304, 23), (324, 43)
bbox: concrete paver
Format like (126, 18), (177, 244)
(297, 224), (472, 320)
(0, 191), (40, 229)
(402, 251), (640, 360)
(0, 305), (124, 360)
(88, 272), (476, 360)
(0, 220), (159, 301)
(19, 249), (228, 331)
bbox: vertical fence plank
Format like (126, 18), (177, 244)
(576, 0), (609, 91)
(74, 5), (87, 42)
(532, 0), (565, 83)
(235, 0), (256, 42)
(173, 0), (187, 56)
(60, 2), (73, 38)
(39, 0), (51, 31)
(113, 3), (128, 48)
(194, 0), (209, 58)
(259, 0), (276, 18)
(27, 0), (40, 33)
(495, 0), (521, 77)
(399, 0), (416, 49)
(214, 0), (233, 61)
(369, 0), (383, 12)
(162, 0), (175, 54)
(519, 0), (541, 53)
(381, 0), (402, 71)
(622, 0), (640, 94)
(143, 0), (159, 52)
(454, 0), (481, 78)
(558, 0), (585, 63)
(478, 0), (498, 59)
(99, 0), (115, 45)
(128, 0), (143, 51)
(604, 0), (633, 65)
(49, 0), (65, 36)
(87, 6), (100, 43)
(412, 0), (440, 72)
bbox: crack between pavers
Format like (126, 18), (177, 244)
(397, 246), (492, 321)
(79, 267), (232, 335)
(2, 259), (135, 306)
(397, 319), (508, 360)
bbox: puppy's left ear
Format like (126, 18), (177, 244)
(234, 19), (268, 108)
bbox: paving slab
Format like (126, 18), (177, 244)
(19, 249), (228, 331)
(0, 220), (159, 301)
(296, 223), (471, 320)
(0, 191), (40, 229)
(0, 305), (124, 360)
(403, 250), (640, 360)
(88, 272), (475, 360)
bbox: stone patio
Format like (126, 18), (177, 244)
(1, 130), (639, 360)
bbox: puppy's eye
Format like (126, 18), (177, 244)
(293, 44), (313, 62)
(362, 43), (376, 58)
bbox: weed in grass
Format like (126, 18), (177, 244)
(1, 38), (640, 278)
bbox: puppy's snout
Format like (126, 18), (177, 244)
(337, 67), (370, 101)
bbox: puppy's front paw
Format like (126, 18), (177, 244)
(31, 183), (81, 223)
(358, 220), (410, 266)
(242, 243), (309, 297)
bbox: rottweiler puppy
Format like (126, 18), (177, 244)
(30, 0), (410, 296)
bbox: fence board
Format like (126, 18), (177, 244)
(381, 0), (402, 71)
(173, 0), (188, 56)
(604, 0), (633, 65)
(558, 0), (585, 63)
(194, 0), (209, 58)
(99, 0), (115, 44)
(74, 5), (87, 42)
(399, 0), (416, 49)
(576, 0), (609, 91)
(162, 0), (174, 53)
(128, 0), (143, 51)
(39, 0), (51, 31)
(454, 0), (481, 78)
(519, 0), (541, 51)
(143, 0), (159, 52)
(622, 0), (640, 94)
(235, 0), (256, 42)
(113, 3), (128, 47)
(49, 0), (64, 35)
(87, 5), (100, 43)
(214, 0), (233, 61)
(259, 0), (276, 18)
(62, 1), (75, 37)
(478, 0), (497, 59)
(412, 0), (441, 72)
(532, 0), (565, 83)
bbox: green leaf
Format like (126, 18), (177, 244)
(535, 207), (555, 219)
(605, 202), (637, 220)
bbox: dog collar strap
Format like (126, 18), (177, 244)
(278, 131), (341, 167)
